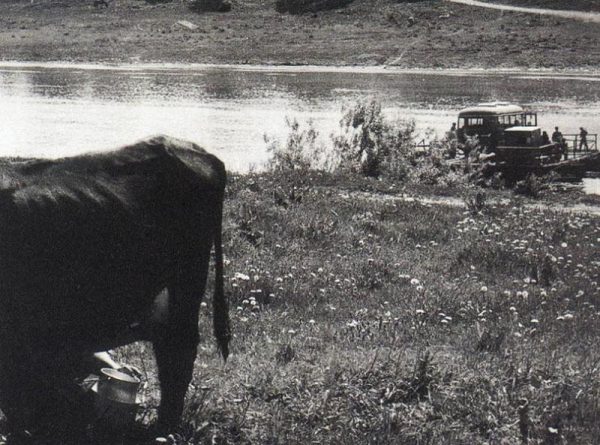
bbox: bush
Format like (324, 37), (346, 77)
(332, 99), (416, 178)
(265, 118), (329, 172)
(265, 99), (474, 186)
(275, 0), (354, 14)
(514, 173), (546, 198)
(189, 0), (231, 12)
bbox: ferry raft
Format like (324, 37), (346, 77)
(452, 102), (598, 176)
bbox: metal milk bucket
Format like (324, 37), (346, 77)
(94, 368), (141, 429)
(97, 368), (141, 403)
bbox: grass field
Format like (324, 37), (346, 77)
(109, 169), (600, 445)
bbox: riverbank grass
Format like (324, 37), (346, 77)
(109, 169), (600, 445)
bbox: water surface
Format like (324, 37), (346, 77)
(1, 63), (599, 173)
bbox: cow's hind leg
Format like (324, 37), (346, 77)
(153, 259), (209, 430)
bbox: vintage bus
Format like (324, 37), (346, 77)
(456, 102), (538, 149)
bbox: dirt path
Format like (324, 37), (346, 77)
(445, 0), (600, 23)
(349, 191), (600, 217)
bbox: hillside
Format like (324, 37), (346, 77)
(496, 0), (600, 12)
(0, 0), (598, 68)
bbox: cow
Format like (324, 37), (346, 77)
(0, 135), (230, 436)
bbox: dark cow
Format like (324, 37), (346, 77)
(0, 135), (230, 435)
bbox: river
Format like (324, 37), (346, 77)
(1, 62), (600, 180)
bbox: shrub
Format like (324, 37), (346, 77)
(275, 0), (354, 14)
(514, 173), (546, 198)
(189, 0), (231, 12)
(332, 99), (416, 178)
(265, 99), (474, 186)
(265, 118), (329, 172)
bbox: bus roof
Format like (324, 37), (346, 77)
(458, 102), (525, 117)
(504, 126), (541, 132)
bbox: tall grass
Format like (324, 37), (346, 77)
(98, 170), (600, 444)
(160, 172), (599, 444)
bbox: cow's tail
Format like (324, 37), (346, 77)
(213, 196), (231, 361)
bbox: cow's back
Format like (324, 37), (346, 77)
(0, 135), (225, 348)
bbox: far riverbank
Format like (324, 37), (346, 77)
(0, 0), (598, 70)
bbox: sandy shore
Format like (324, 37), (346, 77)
(0, 0), (598, 69)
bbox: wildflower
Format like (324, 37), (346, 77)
(416, 285), (424, 292)
(308, 319), (316, 325)
(288, 329), (297, 335)
(410, 278), (420, 286)
(548, 427), (559, 434)
(561, 242), (568, 248)
(480, 286), (488, 293)
(234, 272), (250, 281)
(531, 319), (539, 324)
(200, 302), (208, 308)
(416, 309), (425, 315)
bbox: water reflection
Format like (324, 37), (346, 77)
(0, 63), (599, 172)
